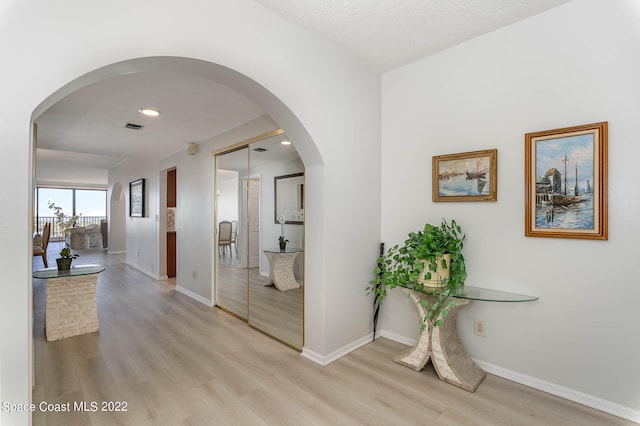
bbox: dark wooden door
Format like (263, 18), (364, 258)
(167, 231), (176, 278)
(167, 168), (177, 278)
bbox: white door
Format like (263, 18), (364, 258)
(248, 178), (260, 268)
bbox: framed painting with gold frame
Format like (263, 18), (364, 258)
(432, 149), (497, 202)
(525, 122), (607, 240)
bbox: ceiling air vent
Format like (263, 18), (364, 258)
(253, 147), (267, 152)
(125, 123), (145, 130)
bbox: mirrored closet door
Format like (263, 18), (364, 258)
(215, 130), (304, 350)
(215, 147), (249, 320)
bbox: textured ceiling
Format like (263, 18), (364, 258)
(254, 0), (572, 72)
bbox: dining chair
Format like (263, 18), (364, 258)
(218, 221), (232, 257)
(230, 220), (238, 258)
(33, 222), (51, 268)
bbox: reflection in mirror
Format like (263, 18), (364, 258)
(248, 133), (304, 349)
(215, 130), (304, 350)
(275, 173), (304, 224)
(215, 147), (248, 320)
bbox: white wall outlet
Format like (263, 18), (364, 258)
(474, 319), (486, 337)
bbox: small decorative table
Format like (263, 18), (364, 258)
(263, 248), (303, 291)
(394, 285), (538, 392)
(33, 264), (105, 341)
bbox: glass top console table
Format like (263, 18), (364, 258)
(456, 285), (538, 303)
(33, 264), (105, 279)
(394, 285), (538, 392)
(33, 264), (105, 341)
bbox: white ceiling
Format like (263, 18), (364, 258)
(36, 72), (265, 169)
(35, 0), (572, 184)
(254, 0), (572, 72)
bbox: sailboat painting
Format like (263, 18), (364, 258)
(525, 122), (608, 240)
(432, 149), (497, 202)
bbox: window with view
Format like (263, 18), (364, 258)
(35, 187), (107, 238)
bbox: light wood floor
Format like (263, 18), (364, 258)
(217, 252), (303, 349)
(32, 249), (634, 425)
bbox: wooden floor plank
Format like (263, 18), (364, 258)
(32, 248), (636, 425)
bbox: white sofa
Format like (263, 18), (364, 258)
(68, 225), (103, 250)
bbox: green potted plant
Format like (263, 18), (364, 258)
(278, 235), (289, 251)
(370, 219), (467, 329)
(56, 245), (79, 271)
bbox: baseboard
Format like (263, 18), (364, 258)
(379, 331), (639, 424)
(300, 347), (326, 365)
(125, 260), (161, 280)
(301, 333), (374, 366)
(107, 250), (125, 255)
(175, 285), (213, 307)
(122, 260), (212, 307)
(475, 360), (640, 424)
(377, 329), (417, 347)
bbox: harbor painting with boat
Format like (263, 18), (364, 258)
(432, 149), (497, 202)
(534, 134), (594, 230)
(525, 121), (607, 240)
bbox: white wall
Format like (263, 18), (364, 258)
(380, 0), (640, 420)
(36, 162), (107, 188)
(108, 181), (126, 252)
(112, 160), (163, 278)
(1, 1), (381, 424)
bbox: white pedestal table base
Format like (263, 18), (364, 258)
(264, 251), (301, 291)
(393, 289), (486, 392)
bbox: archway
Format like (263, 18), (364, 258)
(29, 55), (326, 380)
(31, 57), (322, 169)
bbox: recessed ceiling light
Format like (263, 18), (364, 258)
(281, 140), (292, 145)
(138, 108), (161, 116)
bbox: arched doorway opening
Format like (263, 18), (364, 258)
(29, 55), (325, 378)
